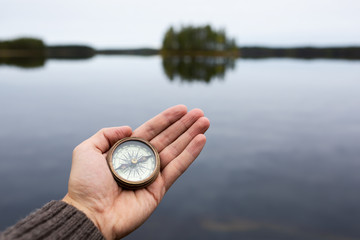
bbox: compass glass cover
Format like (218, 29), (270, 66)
(111, 140), (156, 182)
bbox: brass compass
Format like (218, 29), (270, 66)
(106, 137), (160, 189)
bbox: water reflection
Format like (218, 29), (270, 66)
(162, 56), (236, 83)
(0, 55), (237, 83)
(0, 57), (45, 69)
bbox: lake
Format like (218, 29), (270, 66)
(0, 56), (360, 239)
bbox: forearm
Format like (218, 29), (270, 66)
(0, 201), (104, 240)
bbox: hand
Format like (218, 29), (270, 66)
(62, 105), (210, 239)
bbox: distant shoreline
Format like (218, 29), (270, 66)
(238, 46), (360, 60)
(1, 45), (360, 60)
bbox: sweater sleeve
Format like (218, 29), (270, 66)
(0, 200), (104, 240)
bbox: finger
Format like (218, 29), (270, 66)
(83, 126), (132, 153)
(150, 108), (204, 152)
(132, 105), (187, 141)
(162, 134), (207, 191)
(159, 117), (210, 169)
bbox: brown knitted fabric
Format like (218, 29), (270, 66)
(0, 201), (104, 240)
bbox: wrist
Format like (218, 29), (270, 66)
(62, 194), (115, 240)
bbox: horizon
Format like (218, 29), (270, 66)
(2, 36), (360, 50)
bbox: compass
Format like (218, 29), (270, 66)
(106, 137), (160, 189)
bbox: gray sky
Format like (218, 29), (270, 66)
(1, 0), (359, 48)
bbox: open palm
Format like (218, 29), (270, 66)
(63, 105), (210, 239)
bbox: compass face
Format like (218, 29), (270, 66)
(107, 137), (160, 189)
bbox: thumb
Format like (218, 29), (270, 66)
(83, 126), (132, 153)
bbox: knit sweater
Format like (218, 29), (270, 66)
(0, 201), (104, 240)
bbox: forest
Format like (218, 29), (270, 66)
(162, 25), (237, 52)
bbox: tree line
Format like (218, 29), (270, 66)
(0, 38), (45, 50)
(162, 25), (237, 52)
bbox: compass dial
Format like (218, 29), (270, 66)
(113, 141), (155, 181)
(107, 137), (160, 189)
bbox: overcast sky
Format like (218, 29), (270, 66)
(1, 0), (359, 48)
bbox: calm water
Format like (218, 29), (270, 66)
(1, 56), (360, 239)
